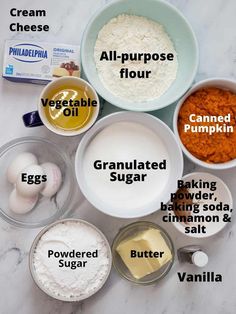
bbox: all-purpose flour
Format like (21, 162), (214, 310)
(94, 14), (178, 102)
(33, 221), (110, 299)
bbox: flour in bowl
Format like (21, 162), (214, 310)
(32, 221), (111, 300)
(82, 121), (171, 213)
(94, 14), (178, 102)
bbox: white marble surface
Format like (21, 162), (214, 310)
(0, 0), (236, 313)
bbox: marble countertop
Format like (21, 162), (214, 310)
(0, 0), (236, 313)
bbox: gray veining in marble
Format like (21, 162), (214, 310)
(0, 0), (235, 313)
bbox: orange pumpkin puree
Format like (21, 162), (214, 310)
(178, 87), (236, 163)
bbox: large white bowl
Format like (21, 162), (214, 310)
(75, 112), (183, 218)
(29, 218), (112, 302)
(81, 0), (198, 111)
(173, 78), (236, 169)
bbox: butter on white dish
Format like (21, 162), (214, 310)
(40, 162), (62, 197)
(116, 228), (172, 279)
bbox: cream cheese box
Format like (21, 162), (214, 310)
(2, 40), (80, 84)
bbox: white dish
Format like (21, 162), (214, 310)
(81, 0), (199, 111)
(75, 112), (183, 218)
(171, 172), (233, 238)
(29, 218), (112, 302)
(173, 78), (236, 169)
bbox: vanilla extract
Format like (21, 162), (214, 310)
(177, 245), (209, 267)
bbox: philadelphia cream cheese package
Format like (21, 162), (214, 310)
(2, 40), (80, 84)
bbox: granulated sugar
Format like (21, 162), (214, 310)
(83, 122), (171, 212)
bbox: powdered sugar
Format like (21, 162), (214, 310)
(33, 221), (111, 300)
(94, 14), (178, 102)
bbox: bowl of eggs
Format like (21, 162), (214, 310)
(0, 137), (74, 228)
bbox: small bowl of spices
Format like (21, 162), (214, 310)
(170, 172), (233, 238)
(173, 78), (236, 169)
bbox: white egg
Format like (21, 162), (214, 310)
(40, 162), (62, 197)
(16, 165), (45, 197)
(9, 189), (38, 214)
(7, 152), (38, 184)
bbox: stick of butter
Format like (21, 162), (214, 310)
(116, 228), (172, 279)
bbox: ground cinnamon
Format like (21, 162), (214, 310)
(173, 187), (192, 223)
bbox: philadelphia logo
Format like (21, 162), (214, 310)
(9, 43), (48, 63)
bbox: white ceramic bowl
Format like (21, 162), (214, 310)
(171, 172), (233, 238)
(38, 77), (100, 136)
(173, 78), (236, 169)
(75, 111), (183, 218)
(29, 218), (112, 302)
(81, 0), (198, 111)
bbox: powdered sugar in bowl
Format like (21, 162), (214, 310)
(29, 219), (112, 302)
(81, 0), (198, 111)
